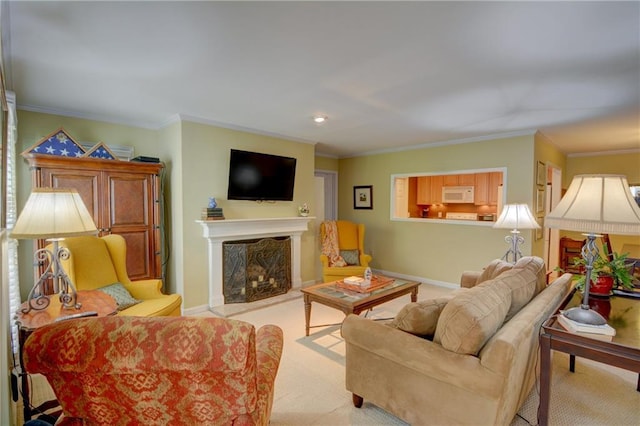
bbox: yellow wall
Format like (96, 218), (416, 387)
(335, 134), (539, 283)
(566, 152), (640, 185)
(15, 111), (317, 309)
(178, 121), (316, 308)
(315, 155), (339, 171)
(15, 109), (638, 305)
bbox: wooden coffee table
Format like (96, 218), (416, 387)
(301, 277), (420, 336)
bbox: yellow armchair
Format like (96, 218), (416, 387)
(320, 220), (372, 282)
(54, 234), (182, 316)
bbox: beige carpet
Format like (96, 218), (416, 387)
(17, 284), (639, 425)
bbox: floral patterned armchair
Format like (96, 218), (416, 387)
(24, 316), (284, 425)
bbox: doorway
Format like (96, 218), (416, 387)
(314, 170), (338, 282)
(544, 165), (562, 278)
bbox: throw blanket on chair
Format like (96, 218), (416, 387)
(322, 221), (347, 267)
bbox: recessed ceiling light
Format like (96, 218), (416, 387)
(313, 115), (328, 124)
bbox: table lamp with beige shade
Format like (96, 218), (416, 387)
(545, 174), (640, 325)
(10, 188), (98, 313)
(493, 203), (541, 263)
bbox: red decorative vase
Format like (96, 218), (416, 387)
(589, 275), (614, 296)
(588, 297), (611, 320)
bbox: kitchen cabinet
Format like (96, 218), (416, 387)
(24, 154), (163, 280)
(443, 175), (458, 186)
(475, 172), (502, 205)
(430, 175), (443, 204)
(416, 175), (443, 204)
(443, 174), (475, 186)
(458, 174), (475, 186)
(417, 176), (431, 205)
(488, 172), (503, 205)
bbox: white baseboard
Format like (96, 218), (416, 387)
(372, 268), (459, 289)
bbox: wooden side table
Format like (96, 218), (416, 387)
(538, 290), (640, 426)
(15, 290), (117, 422)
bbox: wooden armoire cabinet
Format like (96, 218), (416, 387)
(24, 154), (164, 280)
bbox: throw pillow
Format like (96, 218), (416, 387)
(97, 283), (142, 311)
(479, 269), (537, 322)
(434, 284), (511, 355)
(391, 295), (454, 337)
(476, 259), (514, 285)
(340, 250), (360, 266)
(514, 256), (547, 295)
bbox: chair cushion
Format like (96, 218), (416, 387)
(434, 284), (511, 355)
(340, 249), (360, 266)
(391, 296), (454, 337)
(97, 283), (142, 311)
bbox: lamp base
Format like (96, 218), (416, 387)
(563, 306), (607, 325)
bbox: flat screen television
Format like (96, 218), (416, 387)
(227, 149), (297, 201)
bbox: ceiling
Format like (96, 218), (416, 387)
(3, 1), (639, 158)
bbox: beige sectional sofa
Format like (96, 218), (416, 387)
(341, 257), (573, 425)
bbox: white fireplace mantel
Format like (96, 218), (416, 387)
(197, 217), (313, 308)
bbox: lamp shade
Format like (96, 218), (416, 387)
(545, 174), (640, 235)
(11, 188), (98, 239)
(493, 204), (540, 230)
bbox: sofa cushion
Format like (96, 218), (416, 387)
(391, 296), (454, 337)
(476, 259), (514, 284)
(434, 284), (511, 355)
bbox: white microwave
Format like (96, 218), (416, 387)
(442, 186), (475, 203)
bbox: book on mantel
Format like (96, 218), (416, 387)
(201, 207), (225, 220)
(557, 313), (615, 341)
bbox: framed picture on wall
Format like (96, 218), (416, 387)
(536, 161), (546, 186)
(536, 188), (545, 214)
(535, 217), (544, 241)
(353, 185), (373, 209)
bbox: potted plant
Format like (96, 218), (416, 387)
(569, 246), (635, 295)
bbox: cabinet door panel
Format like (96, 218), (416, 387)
(458, 174), (475, 186)
(474, 173), (489, 205)
(106, 173), (150, 227)
(118, 230), (152, 280)
(489, 172), (503, 206)
(443, 175), (458, 186)
(42, 169), (101, 224)
(416, 176), (431, 204)
(431, 175), (443, 203)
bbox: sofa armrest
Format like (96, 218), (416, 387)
(341, 314), (502, 395)
(122, 279), (163, 300)
(460, 271), (481, 288)
(320, 254), (330, 268)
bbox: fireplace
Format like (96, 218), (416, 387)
(198, 217), (313, 308)
(223, 237), (291, 303)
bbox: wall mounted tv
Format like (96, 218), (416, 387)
(227, 149), (297, 201)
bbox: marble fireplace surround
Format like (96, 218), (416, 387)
(198, 217), (313, 308)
